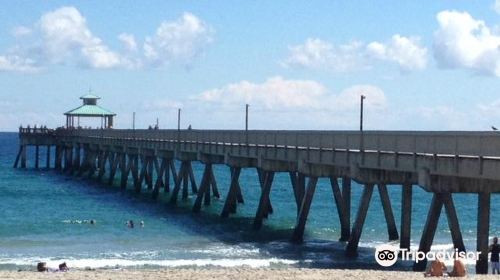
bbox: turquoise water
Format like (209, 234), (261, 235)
(0, 132), (498, 270)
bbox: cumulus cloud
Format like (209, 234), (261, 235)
(0, 55), (39, 72)
(193, 76), (386, 112)
(118, 33), (138, 52)
(186, 77), (389, 129)
(143, 12), (214, 66)
(194, 76), (326, 109)
(282, 38), (367, 72)
(494, 0), (500, 14)
(433, 10), (500, 76)
(39, 6), (122, 68)
(0, 7), (213, 72)
(366, 35), (427, 71)
(284, 35), (427, 73)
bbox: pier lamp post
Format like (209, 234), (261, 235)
(245, 104), (249, 131)
(245, 104), (249, 144)
(177, 108), (181, 131)
(360, 95), (366, 131)
(132, 112), (136, 130)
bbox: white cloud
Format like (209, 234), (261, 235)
(189, 77), (388, 129)
(143, 12), (214, 66)
(0, 7), (213, 72)
(11, 26), (32, 37)
(39, 6), (121, 68)
(494, 0), (500, 14)
(0, 55), (39, 72)
(283, 38), (367, 72)
(194, 76), (326, 109)
(433, 10), (500, 76)
(118, 33), (138, 52)
(366, 35), (427, 71)
(284, 35), (427, 73)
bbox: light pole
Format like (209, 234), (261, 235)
(245, 104), (249, 131)
(132, 112), (136, 130)
(177, 108), (181, 131)
(360, 95), (366, 131)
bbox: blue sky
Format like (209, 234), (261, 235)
(1, 1), (500, 131)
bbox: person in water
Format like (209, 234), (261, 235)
(490, 237), (500, 274)
(140, 221), (144, 228)
(127, 220), (134, 228)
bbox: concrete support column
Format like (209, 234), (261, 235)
(253, 171), (275, 230)
(476, 192), (490, 274)
(291, 176), (318, 243)
(378, 184), (399, 241)
(21, 145), (27, 168)
(35, 145), (39, 169)
(341, 177), (351, 242)
(346, 184), (374, 257)
(400, 183), (412, 251)
(46, 145), (51, 169)
(413, 193), (443, 271)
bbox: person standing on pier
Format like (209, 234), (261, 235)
(490, 237), (500, 274)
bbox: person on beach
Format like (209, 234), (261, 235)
(490, 237), (500, 274)
(58, 262), (69, 272)
(448, 257), (466, 277)
(424, 257), (447, 277)
(37, 262), (48, 272)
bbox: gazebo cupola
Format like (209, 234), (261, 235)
(64, 94), (116, 128)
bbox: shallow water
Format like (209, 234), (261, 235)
(0, 132), (497, 271)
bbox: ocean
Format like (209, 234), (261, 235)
(0, 132), (497, 271)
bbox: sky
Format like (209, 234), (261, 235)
(1, 1), (500, 131)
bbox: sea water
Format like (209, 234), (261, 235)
(0, 132), (498, 271)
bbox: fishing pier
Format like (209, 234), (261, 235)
(14, 126), (500, 273)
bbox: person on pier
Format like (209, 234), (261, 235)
(490, 237), (500, 274)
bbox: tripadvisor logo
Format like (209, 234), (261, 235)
(374, 244), (482, 267)
(375, 244), (399, 267)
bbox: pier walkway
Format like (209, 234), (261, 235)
(15, 127), (500, 273)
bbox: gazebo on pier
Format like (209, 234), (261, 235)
(64, 94), (116, 128)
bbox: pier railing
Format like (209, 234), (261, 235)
(51, 129), (500, 158)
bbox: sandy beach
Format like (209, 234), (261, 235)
(1, 268), (498, 280)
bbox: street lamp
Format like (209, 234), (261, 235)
(132, 112), (136, 130)
(360, 95), (366, 131)
(245, 104), (249, 131)
(177, 108), (181, 131)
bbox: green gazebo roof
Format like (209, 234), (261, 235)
(64, 104), (116, 116)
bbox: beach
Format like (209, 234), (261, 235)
(0, 268), (434, 280)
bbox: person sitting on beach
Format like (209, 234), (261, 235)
(448, 257), (466, 277)
(37, 262), (48, 272)
(490, 237), (500, 274)
(424, 257), (447, 277)
(58, 262), (69, 272)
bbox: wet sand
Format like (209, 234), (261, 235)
(0, 268), (496, 280)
